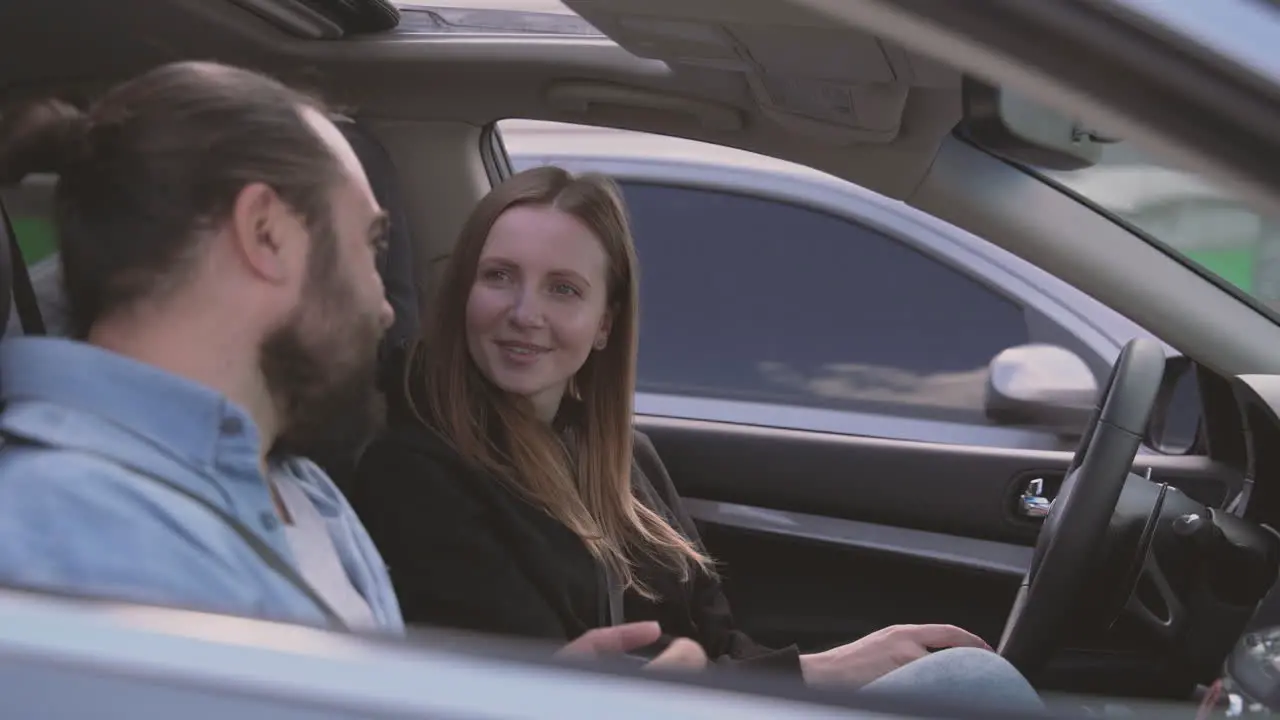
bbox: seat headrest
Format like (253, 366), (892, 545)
(336, 119), (420, 346)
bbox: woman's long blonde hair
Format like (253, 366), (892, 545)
(408, 166), (712, 597)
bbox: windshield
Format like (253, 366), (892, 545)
(1040, 144), (1280, 313)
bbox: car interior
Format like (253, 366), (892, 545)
(7, 0), (1280, 712)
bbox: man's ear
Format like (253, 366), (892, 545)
(228, 182), (307, 285)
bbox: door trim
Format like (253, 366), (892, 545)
(685, 498), (1033, 577)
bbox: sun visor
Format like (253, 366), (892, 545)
(564, 0), (960, 145)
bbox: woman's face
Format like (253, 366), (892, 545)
(465, 204), (613, 421)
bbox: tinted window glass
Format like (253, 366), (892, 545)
(620, 182), (1031, 425)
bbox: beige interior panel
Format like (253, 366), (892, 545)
(564, 0), (961, 146)
(361, 119), (491, 313)
(0, 0), (962, 199)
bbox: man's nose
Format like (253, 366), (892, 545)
(380, 298), (395, 331)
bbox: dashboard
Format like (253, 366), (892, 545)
(1204, 375), (1280, 711)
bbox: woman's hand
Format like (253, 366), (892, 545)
(644, 637), (708, 671)
(800, 624), (992, 688)
(558, 622), (707, 672)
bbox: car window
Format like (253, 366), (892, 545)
(0, 176), (67, 336)
(0, 175), (58, 265)
(1041, 143), (1280, 317)
(618, 181), (1032, 427)
(0, 176), (63, 336)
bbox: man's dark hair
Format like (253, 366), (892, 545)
(0, 61), (341, 338)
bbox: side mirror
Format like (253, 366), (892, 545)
(984, 344), (1099, 436)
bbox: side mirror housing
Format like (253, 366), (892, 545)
(984, 344), (1099, 436)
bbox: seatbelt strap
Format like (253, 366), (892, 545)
(597, 561), (625, 627)
(0, 203), (46, 336)
(0, 430), (346, 629)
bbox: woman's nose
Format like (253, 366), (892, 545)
(510, 290), (546, 328)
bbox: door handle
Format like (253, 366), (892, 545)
(1018, 477), (1053, 518)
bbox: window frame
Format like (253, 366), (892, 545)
(507, 150), (1131, 450)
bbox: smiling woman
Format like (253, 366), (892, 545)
(466, 203), (616, 422)
(349, 164), (1045, 712)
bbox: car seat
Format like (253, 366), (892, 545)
(336, 118), (420, 348)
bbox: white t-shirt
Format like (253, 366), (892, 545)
(273, 473), (378, 631)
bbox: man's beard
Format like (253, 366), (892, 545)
(261, 269), (387, 463)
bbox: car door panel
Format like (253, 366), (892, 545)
(636, 414), (1237, 652)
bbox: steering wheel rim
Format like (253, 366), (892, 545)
(998, 337), (1167, 677)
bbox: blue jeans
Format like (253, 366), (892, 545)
(858, 647), (1045, 714)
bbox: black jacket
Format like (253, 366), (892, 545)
(349, 401), (801, 675)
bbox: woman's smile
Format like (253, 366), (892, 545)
(494, 339), (551, 366)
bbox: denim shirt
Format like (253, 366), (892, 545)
(0, 337), (404, 634)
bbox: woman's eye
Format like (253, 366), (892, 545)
(483, 268), (511, 282)
(551, 283), (580, 297)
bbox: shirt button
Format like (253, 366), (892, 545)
(220, 417), (244, 436)
(259, 511), (279, 531)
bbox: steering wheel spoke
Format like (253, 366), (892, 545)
(1124, 550), (1188, 641)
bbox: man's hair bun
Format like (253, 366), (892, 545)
(0, 99), (91, 184)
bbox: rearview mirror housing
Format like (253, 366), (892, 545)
(984, 344), (1099, 435)
(959, 80), (1119, 171)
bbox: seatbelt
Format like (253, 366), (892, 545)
(0, 430), (346, 629)
(0, 203), (46, 335)
(597, 561), (625, 627)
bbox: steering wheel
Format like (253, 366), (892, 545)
(998, 337), (1166, 676)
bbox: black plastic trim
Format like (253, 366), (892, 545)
(637, 414), (1239, 546)
(684, 498), (1032, 576)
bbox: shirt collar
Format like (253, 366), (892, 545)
(0, 336), (261, 468)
